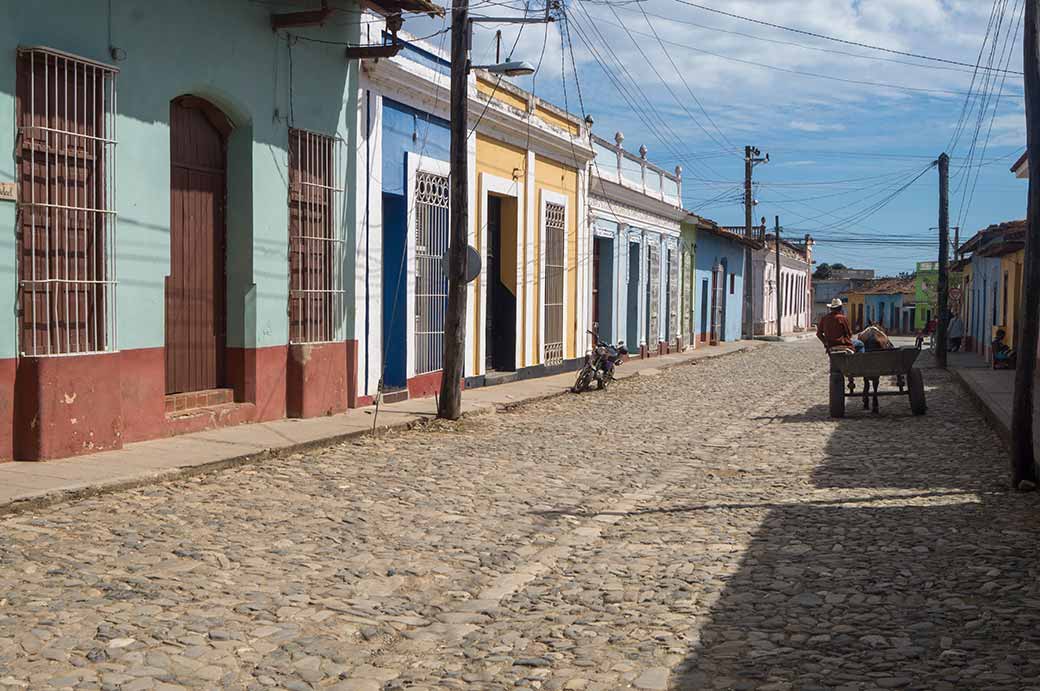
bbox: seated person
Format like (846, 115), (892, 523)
(817, 299), (862, 353)
(993, 329), (1016, 369)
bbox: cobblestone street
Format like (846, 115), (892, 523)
(2, 342), (1038, 690)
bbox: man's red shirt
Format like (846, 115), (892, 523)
(817, 311), (853, 349)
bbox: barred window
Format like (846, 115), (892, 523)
(288, 129), (344, 344)
(16, 47), (117, 356)
(543, 202), (565, 366)
(414, 171), (450, 375)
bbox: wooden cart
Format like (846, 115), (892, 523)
(828, 347), (926, 418)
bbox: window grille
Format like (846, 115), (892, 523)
(288, 129), (344, 344)
(16, 47), (117, 356)
(414, 170), (450, 375)
(647, 243), (660, 343)
(543, 202), (565, 366)
(668, 247), (679, 344)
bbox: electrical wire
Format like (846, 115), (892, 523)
(633, 1), (738, 154)
(955, 0), (1023, 231)
(673, 0), (1025, 76)
(615, 4), (1018, 79)
(467, 1), (531, 136)
(567, 4), (734, 181)
(587, 14), (1023, 99)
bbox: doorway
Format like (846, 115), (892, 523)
(593, 236), (614, 342)
(486, 195), (517, 372)
(166, 96), (230, 395)
(627, 242), (641, 350)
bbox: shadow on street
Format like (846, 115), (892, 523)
(672, 367), (1040, 690)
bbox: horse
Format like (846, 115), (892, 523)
(851, 324), (896, 413)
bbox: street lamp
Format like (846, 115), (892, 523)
(472, 60), (536, 76)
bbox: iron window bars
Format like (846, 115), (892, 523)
(414, 170), (450, 376)
(16, 47), (118, 357)
(288, 128), (345, 344)
(543, 202), (565, 367)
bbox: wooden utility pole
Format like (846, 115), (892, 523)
(744, 146), (754, 339)
(936, 152), (950, 369)
(1011, 0), (1040, 487)
(775, 216), (782, 338)
(437, 0), (470, 420)
(743, 146), (767, 338)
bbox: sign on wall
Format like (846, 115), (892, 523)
(0, 182), (16, 202)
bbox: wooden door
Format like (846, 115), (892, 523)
(166, 97), (228, 394)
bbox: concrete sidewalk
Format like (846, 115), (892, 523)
(0, 340), (764, 515)
(947, 349), (1027, 448)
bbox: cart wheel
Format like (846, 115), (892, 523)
(829, 372), (846, 418)
(908, 368), (926, 416)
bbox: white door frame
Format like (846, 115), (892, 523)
(405, 152), (451, 380)
(479, 171), (524, 375)
(539, 189), (569, 364)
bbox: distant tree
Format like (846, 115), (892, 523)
(813, 263), (832, 280)
(831, 262), (847, 270)
(897, 271), (914, 280)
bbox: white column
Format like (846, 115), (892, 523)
(359, 90), (384, 399)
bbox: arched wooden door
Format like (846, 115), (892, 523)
(165, 96), (229, 395)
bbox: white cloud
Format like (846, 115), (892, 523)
(789, 121), (847, 133)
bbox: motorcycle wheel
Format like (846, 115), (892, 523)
(572, 365), (594, 393)
(597, 371), (611, 390)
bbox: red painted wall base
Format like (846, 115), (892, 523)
(407, 370), (463, 400)
(13, 353), (124, 461)
(227, 346), (288, 422)
(1, 358), (17, 461)
(287, 342), (348, 418)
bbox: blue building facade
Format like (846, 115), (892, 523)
(966, 256), (1002, 357)
(864, 294), (903, 331)
(693, 224), (747, 343)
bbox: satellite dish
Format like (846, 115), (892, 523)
(441, 245), (482, 284)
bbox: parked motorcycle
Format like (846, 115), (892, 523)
(573, 330), (628, 392)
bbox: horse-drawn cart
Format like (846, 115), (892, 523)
(828, 347), (926, 418)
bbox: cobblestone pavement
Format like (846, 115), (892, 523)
(2, 342), (1038, 691)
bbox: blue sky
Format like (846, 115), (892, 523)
(407, 0), (1027, 276)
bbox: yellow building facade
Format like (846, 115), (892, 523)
(466, 74), (593, 382)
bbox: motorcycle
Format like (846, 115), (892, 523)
(572, 330), (628, 393)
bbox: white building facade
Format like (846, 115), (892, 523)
(752, 234), (814, 337)
(588, 133), (686, 356)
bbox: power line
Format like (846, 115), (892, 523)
(947, 0), (1003, 153)
(674, 0), (1025, 76)
(956, 0), (1023, 231)
(633, 1), (737, 154)
(618, 4), (1014, 78)
(567, 5), (726, 181)
(588, 14), (1024, 99)
(600, 0), (736, 163)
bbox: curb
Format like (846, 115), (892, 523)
(0, 342), (765, 518)
(949, 367), (1011, 450)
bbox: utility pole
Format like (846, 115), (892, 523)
(438, 0), (471, 420)
(1011, 0), (1040, 488)
(936, 152), (950, 369)
(743, 145), (768, 339)
(437, 6), (546, 420)
(775, 216), (782, 338)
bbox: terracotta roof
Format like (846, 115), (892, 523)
(959, 219), (1026, 256)
(685, 214), (761, 248)
(853, 277), (916, 296)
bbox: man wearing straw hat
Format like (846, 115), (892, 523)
(817, 298), (861, 353)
